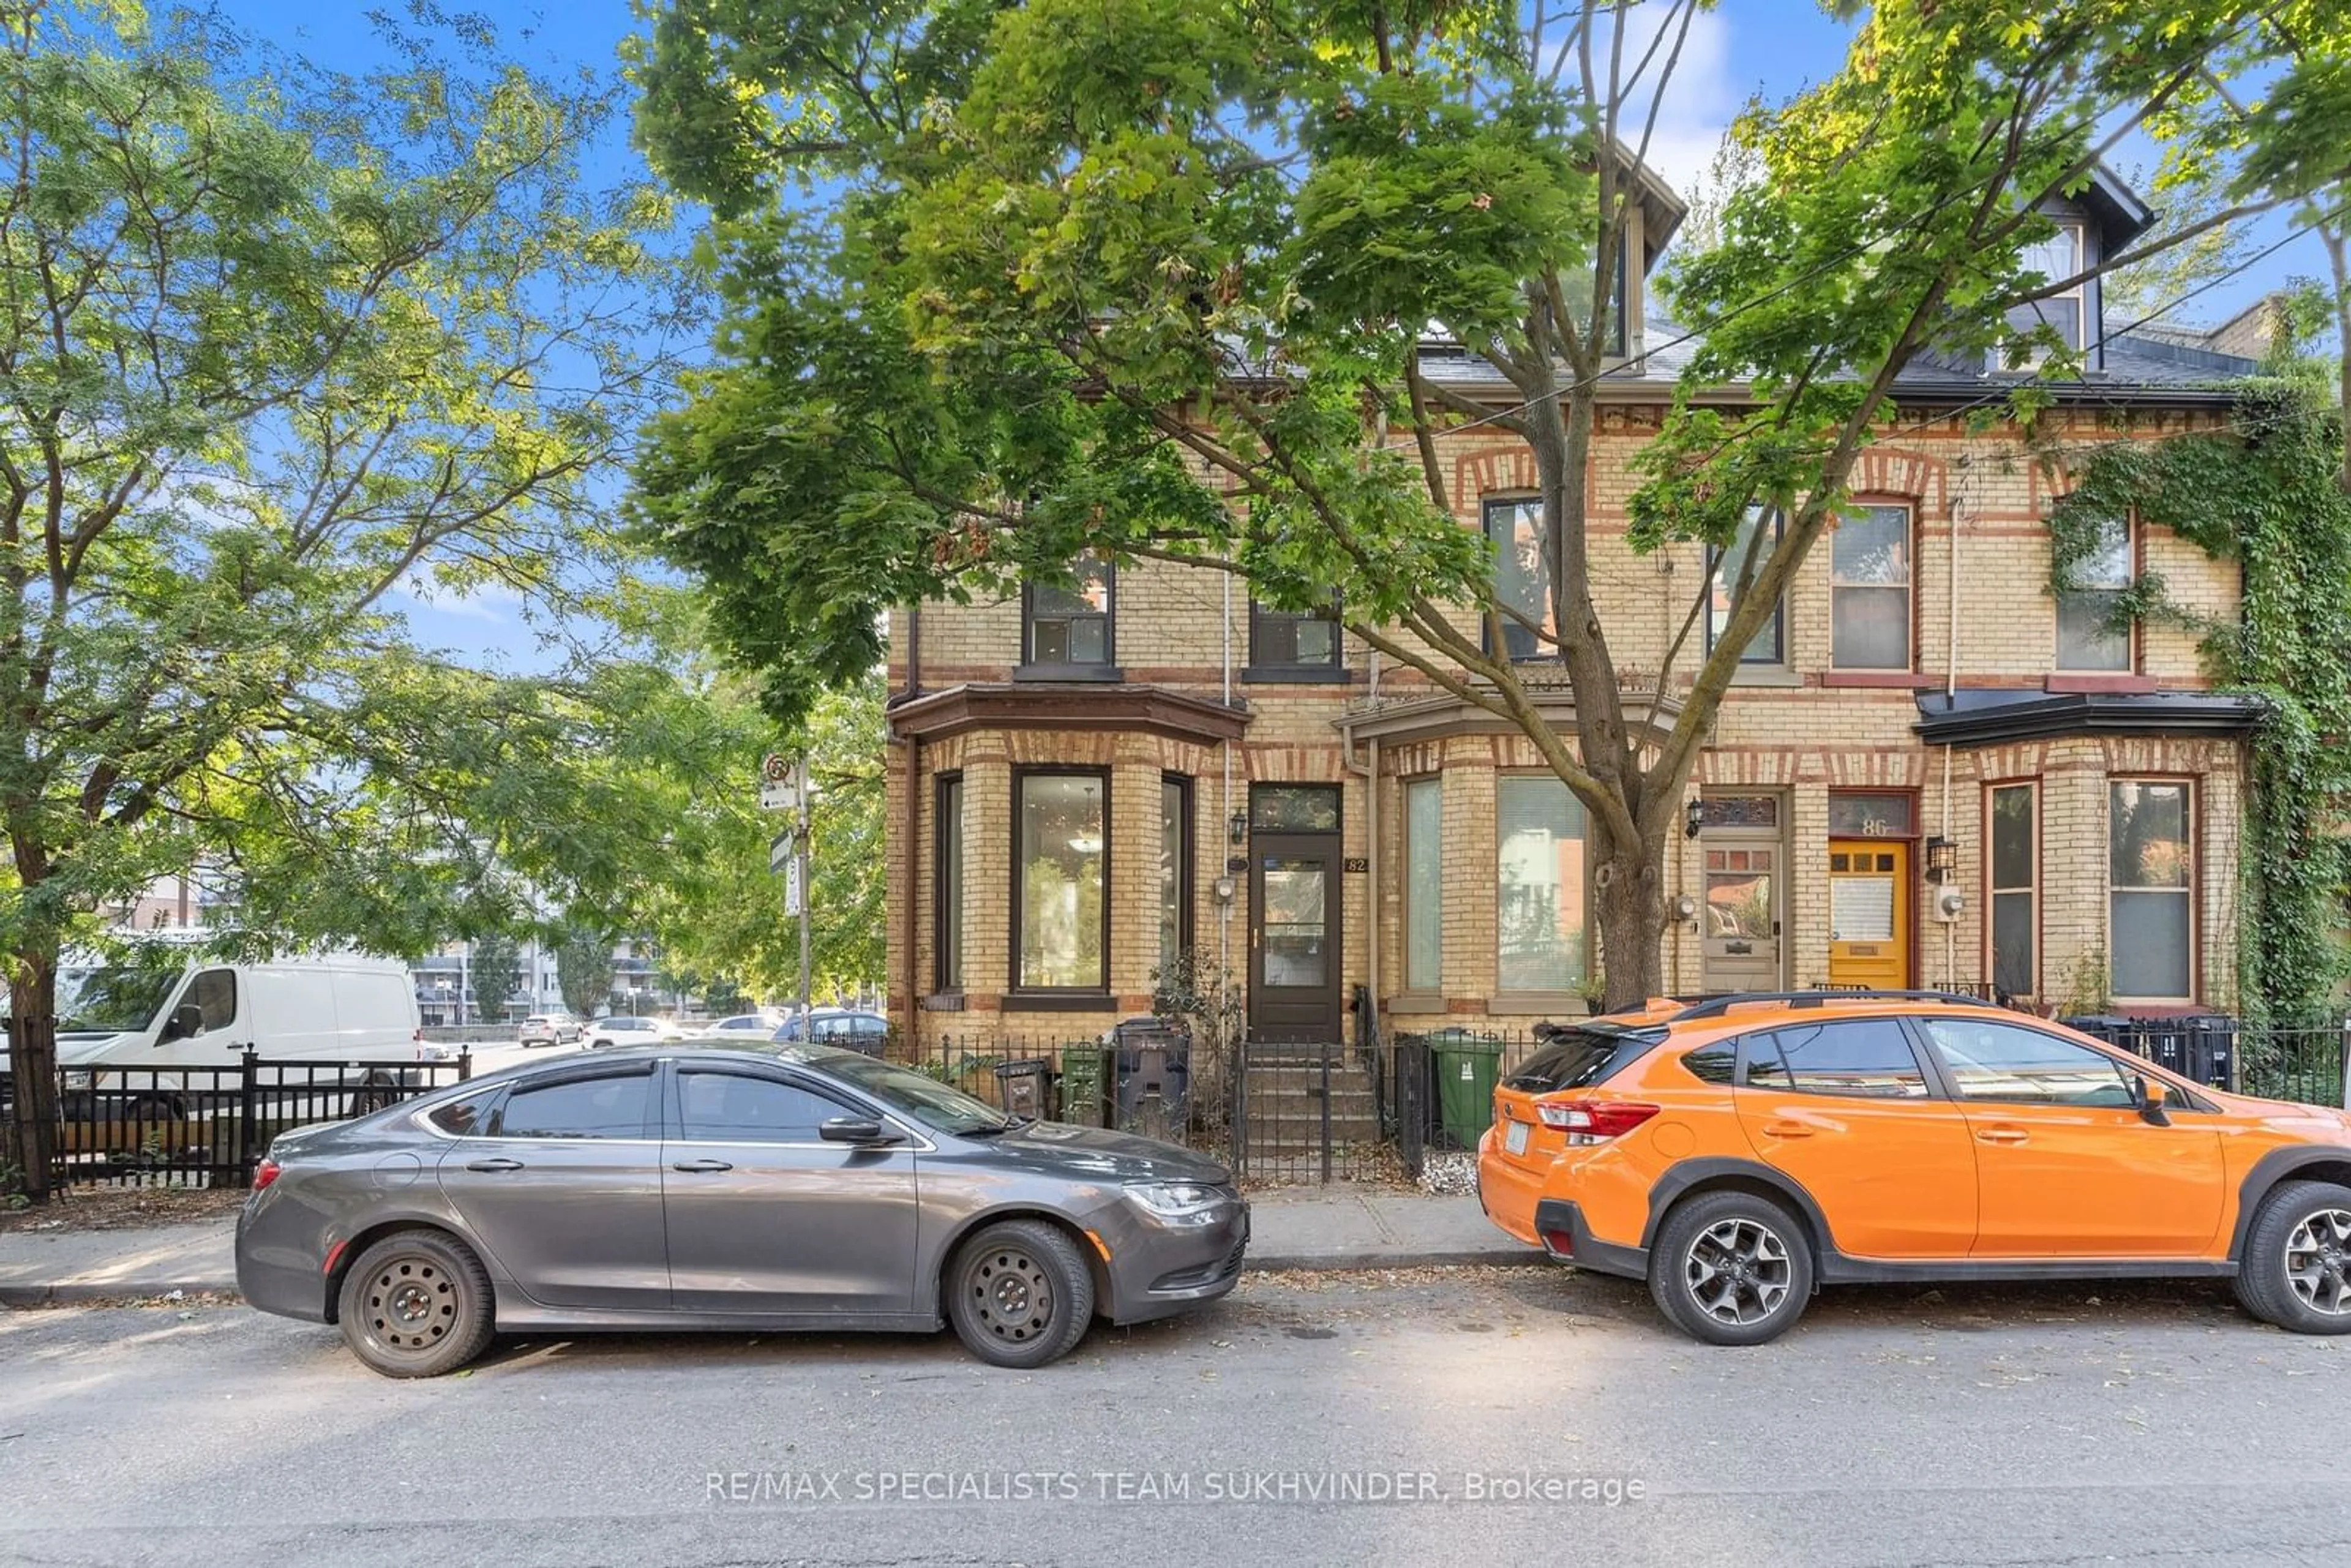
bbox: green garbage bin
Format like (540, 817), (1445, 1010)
(1057, 1044), (1109, 1127)
(1430, 1031), (1504, 1151)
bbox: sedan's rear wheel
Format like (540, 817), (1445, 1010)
(2238, 1180), (2351, 1335)
(1649, 1190), (1814, 1346)
(947, 1220), (1093, 1369)
(337, 1230), (496, 1378)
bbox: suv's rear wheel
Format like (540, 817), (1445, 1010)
(2237, 1179), (2351, 1335)
(1649, 1190), (1814, 1346)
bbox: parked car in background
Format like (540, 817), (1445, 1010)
(585, 1015), (684, 1051)
(1478, 989), (2351, 1346)
(236, 1040), (1248, 1377)
(772, 1007), (889, 1048)
(699, 1013), (782, 1040)
(517, 1015), (582, 1048)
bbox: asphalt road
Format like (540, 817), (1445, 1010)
(3, 1267), (2347, 1567)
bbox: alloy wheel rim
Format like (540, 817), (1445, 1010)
(2284, 1208), (2351, 1316)
(364, 1256), (461, 1358)
(967, 1248), (1054, 1343)
(1683, 1217), (1793, 1327)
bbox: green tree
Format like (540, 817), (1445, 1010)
(629, 0), (2344, 1008)
(0, 3), (681, 1198)
(555, 925), (614, 1018)
(468, 932), (522, 1023)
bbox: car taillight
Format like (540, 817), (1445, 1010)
(252, 1158), (282, 1193)
(1534, 1099), (1661, 1144)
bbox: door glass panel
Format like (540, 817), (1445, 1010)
(1251, 786), (1341, 833)
(1922, 1019), (2135, 1107)
(1831, 876), (1895, 941)
(1261, 858), (1328, 987)
(494, 1076), (647, 1139)
(1705, 870), (1774, 941)
(1744, 1020), (1928, 1098)
(678, 1073), (850, 1142)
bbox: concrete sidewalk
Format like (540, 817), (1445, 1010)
(0, 1187), (1537, 1306)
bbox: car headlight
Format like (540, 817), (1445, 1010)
(1127, 1181), (1228, 1221)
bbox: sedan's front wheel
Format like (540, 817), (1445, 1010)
(947, 1220), (1095, 1369)
(337, 1229), (497, 1378)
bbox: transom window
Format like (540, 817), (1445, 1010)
(2056, 513), (2133, 672)
(1023, 555), (1114, 668)
(1705, 506), (1785, 666)
(1830, 505), (1912, 670)
(2110, 780), (2192, 1001)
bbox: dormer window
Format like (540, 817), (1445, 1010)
(2016, 219), (2086, 353)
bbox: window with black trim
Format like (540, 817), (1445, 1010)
(677, 1071), (853, 1142)
(493, 1075), (649, 1139)
(1706, 506), (1784, 666)
(1483, 497), (1553, 661)
(1022, 555), (1114, 670)
(1921, 1018), (2135, 1108)
(1158, 775), (1193, 980)
(934, 773), (964, 993)
(1743, 1019), (1929, 1099)
(1248, 599), (1341, 676)
(1015, 770), (1109, 992)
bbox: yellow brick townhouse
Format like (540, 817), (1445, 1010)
(880, 163), (2263, 1051)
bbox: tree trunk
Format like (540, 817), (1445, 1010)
(6, 948), (59, 1204)
(1591, 818), (1671, 1010)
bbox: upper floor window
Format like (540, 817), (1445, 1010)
(2056, 513), (2132, 672)
(2015, 219), (2087, 353)
(1705, 506), (1785, 666)
(1022, 555), (1114, 670)
(1483, 497), (1553, 661)
(1249, 599), (1341, 675)
(1831, 504), (1911, 670)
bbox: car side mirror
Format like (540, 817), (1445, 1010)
(2135, 1075), (2172, 1127)
(163, 1002), (204, 1041)
(819, 1116), (899, 1146)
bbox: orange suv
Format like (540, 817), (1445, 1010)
(1477, 991), (2351, 1345)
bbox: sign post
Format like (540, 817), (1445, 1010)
(760, 752), (813, 1019)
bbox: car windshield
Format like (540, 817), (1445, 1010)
(819, 1053), (1013, 1136)
(56, 967), (179, 1035)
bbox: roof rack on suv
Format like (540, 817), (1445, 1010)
(1670, 989), (2001, 1022)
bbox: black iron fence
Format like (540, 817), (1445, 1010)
(31, 1052), (474, 1190)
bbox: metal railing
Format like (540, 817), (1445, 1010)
(42, 1051), (473, 1190)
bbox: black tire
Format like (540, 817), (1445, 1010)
(1648, 1190), (1815, 1346)
(2235, 1179), (2351, 1335)
(337, 1229), (497, 1378)
(946, 1220), (1095, 1369)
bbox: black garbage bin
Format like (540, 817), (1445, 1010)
(2184, 1015), (2239, 1091)
(993, 1057), (1055, 1120)
(2134, 1018), (2192, 1078)
(1111, 1018), (1191, 1142)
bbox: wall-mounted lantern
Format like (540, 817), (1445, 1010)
(1684, 798), (1704, 840)
(1924, 835), (1959, 883)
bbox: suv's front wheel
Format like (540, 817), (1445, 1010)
(1649, 1190), (1815, 1346)
(2236, 1179), (2351, 1335)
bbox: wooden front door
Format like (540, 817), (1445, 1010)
(1698, 795), (1785, 995)
(1827, 838), (1912, 990)
(1249, 833), (1343, 1041)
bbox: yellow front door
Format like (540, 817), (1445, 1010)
(1827, 839), (1911, 989)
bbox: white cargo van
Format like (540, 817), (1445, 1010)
(0, 953), (422, 1089)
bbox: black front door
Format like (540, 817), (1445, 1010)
(1248, 784), (1344, 1040)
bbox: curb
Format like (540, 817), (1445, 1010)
(1243, 1249), (1549, 1273)
(0, 1278), (240, 1308)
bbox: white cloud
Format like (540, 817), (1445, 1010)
(1605, 2), (1739, 203)
(390, 569), (529, 626)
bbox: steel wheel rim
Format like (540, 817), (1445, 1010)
(1683, 1217), (1793, 1327)
(2284, 1208), (2351, 1316)
(966, 1247), (1055, 1344)
(362, 1255), (463, 1360)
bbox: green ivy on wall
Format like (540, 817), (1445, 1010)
(2045, 383), (2351, 1024)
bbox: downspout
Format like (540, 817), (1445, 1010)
(1220, 570), (1233, 1035)
(1943, 479), (1962, 991)
(902, 607), (922, 1027)
(1338, 718), (1379, 1015)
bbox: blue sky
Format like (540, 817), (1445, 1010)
(222, 1), (2320, 659)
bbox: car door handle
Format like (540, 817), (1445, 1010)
(671, 1158), (734, 1173)
(1976, 1128), (2029, 1145)
(1761, 1121), (1815, 1138)
(465, 1157), (524, 1172)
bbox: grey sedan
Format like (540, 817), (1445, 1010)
(236, 1042), (1248, 1377)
